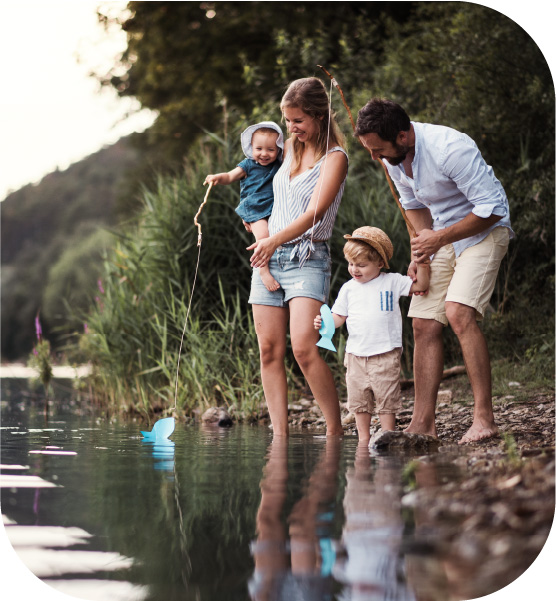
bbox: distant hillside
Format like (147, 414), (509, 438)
(1, 138), (140, 360)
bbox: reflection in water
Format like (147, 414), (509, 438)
(2, 380), (542, 601)
(249, 437), (341, 600)
(142, 438), (175, 472)
(333, 443), (416, 601)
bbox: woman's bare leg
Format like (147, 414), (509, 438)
(252, 304), (290, 436)
(250, 220), (280, 291)
(289, 297), (343, 436)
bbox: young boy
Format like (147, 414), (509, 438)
(204, 121), (284, 291)
(314, 226), (430, 443)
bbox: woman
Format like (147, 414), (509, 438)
(247, 77), (348, 436)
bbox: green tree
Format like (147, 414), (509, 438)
(97, 1), (414, 172)
(42, 227), (114, 335)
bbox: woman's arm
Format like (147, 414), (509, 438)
(249, 150), (348, 268)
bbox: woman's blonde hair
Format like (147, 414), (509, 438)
(280, 77), (345, 174)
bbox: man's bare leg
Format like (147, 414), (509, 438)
(404, 317), (444, 437)
(446, 302), (498, 444)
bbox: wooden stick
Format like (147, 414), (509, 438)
(317, 65), (417, 239)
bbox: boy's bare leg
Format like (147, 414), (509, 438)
(378, 413), (396, 432)
(355, 412), (372, 443)
(250, 219), (280, 292)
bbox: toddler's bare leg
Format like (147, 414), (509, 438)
(355, 412), (372, 444)
(378, 413), (396, 432)
(250, 219), (280, 292)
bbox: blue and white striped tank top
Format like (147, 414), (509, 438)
(269, 145), (348, 266)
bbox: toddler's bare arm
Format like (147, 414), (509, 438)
(204, 166), (246, 186)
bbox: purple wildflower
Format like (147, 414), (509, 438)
(97, 279), (105, 294)
(33, 348), (38, 356)
(35, 315), (42, 341)
(84, 323), (89, 334)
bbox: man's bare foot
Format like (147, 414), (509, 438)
(458, 423), (499, 444)
(260, 267), (280, 292)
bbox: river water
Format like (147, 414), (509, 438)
(0, 379), (542, 601)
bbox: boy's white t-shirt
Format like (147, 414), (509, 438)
(331, 272), (413, 357)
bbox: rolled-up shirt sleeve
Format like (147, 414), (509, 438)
(441, 137), (508, 219)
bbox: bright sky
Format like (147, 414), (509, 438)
(0, 0), (156, 200)
(0, 1), (553, 202)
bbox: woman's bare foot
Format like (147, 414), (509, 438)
(403, 419), (438, 439)
(260, 267), (280, 292)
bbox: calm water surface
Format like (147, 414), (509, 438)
(0, 380), (513, 601)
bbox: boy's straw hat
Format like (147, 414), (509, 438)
(241, 121), (284, 160)
(344, 226), (394, 268)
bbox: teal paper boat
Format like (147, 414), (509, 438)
(316, 304), (336, 352)
(141, 417), (175, 441)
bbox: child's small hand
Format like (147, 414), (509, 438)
(204, 174), (219, 185)
(313, 315), (322, 330)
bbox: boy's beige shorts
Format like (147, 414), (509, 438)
(344, 349), (402, 415)
(409, 226), (510, 325)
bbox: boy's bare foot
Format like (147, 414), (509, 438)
(458, 423), (499, 444)
(260, 268), (280, 292)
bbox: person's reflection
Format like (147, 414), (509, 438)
(333, 442), (417, 601)
(249, 437), (341, 600)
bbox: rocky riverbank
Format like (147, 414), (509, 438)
(281, 373), (555, 599)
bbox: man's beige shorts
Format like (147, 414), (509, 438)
(409, 227), (510, 325)
(344, 349), (402, 415)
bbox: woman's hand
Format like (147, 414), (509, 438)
(314, 315), (323, 330)
(248, 237), (279, 268)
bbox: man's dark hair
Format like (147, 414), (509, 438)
(354, 99), (411, 144)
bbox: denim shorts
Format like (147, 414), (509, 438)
(248, 242), (331, 307)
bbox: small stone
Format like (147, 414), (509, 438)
(437, 390), (453, 403)
(201, 407), (233, 427)
(342, 413), (355, 426)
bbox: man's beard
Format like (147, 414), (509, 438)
(385, 142), (409, 166)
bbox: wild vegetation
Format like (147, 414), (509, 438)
(2, 2), (553, 416)
(1, 139), (139, 359)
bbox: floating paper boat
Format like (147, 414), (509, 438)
(140, 417), (175, 441)
(316, 304), (336, 352)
